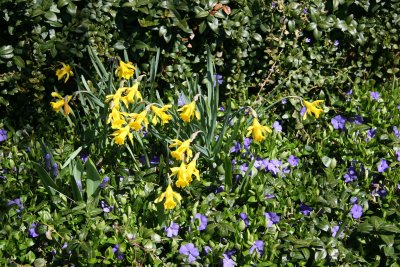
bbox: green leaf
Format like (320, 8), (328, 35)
(13, 56), (25, 68)
(71, 160), (84, 201)
(85, 159), (101, 203)
(207, 17), (219, 33)
(32, 162), (58, 196)
(62, 146), (82, 169)
(224, 155), (232, 189)
(44, 11), (57, 22)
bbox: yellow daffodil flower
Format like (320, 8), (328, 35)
(151, 104), (173, 125)
(115, 60), (135, 80)
(127, 110), (149, 131)
(303, 100), (324, 120)
(121, 83), (142, 108)
(56, 62), (74, 83)
(169, 139), (193, 162)
(246, 118), (272, 142)
(107, 107), (126, 129)
(112, 125), (133, 145)
(171, 162), (191, 188)
(50, 92), (72, 116)
(178, 101), (200, 122)
(186, 158), (200, 181)
(154, 184), (182, 210)
(105, 87), (124, 110)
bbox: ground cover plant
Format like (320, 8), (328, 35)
(1, 45), (400, 266)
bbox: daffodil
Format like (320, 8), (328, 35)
(56, 62), (74, 83)
(127, 110), (149, 131)
(186, 158), (200, 181)
(151, 104), (173, 125)
(107, 107), (126, 129)
(169, 139), (193, 162)
(154, 184), (182, 210)
(105, 87), (124, 110)
(115, 60), (135, 80)
(178, 101), (200, 122)
(303, 100), (324, 120)
(50, 92), (72, 115)
(246, 118), (272, 142)
(121, 83), (142, 108)
(111, 125), (133, 145)
(171, 162), (191, 188)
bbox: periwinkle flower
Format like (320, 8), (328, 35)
(194, 213), (208, 231)
(264, 212), (280, 227)
(100, 176), (110, 189)
(305, 38), (311, 43)
(350, 115), (364, 125)
(177, 94), (186, 107)
(331, 225), (344, 238)
(394, 126), (400, 138)
(334, 40), (339, 46)
(350, 204), (363, 219)
(165, 221), (179, 237)
(299, 203), (312, 215)
(249, 240), (264, 255)
(112, 244), (124, 260)
(7, 198), (24, 212)
(239, 163), (248, 173)
(230, 141), (241, 153)
(344, 165), (358, 183)
(396, 150), (400, 161)
(377, 159), (389, 173)
(101, 200), (113, 213)
(179, 243), (199, 263)
(331, 115), (346, 130)
(370, 91), (380, 100)
(0, 129), (7, 142)
(300, 106), (307, 117)
(350, 196), (358, 204)
(243, 138), (252, 151)
(366, 128), (376, 141)
(29, 223), (39, 238)
(204, 246), (212, 255)
(222, 253), (236, 267)
(214, 74), (223, 87)
(272, 121), (282, 133)
(239, 212), (250, 227)
(288, 155), (299, 167)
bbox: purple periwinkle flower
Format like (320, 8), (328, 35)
(76, 179), (82, 191)
(282, 98), (287, 104)
(222, 253), (237, 267)
(394, 126), (400, 138)
(366, 129), (376, 141)
(377, 159), (389, 173)
(303, 8), (308, 14)
(370, 91), (380, 100)
(112, 244), (124, 260)
(331, 225), (343, 238)
(219, 106), (225, 112)
(288, 155), (299, 167)
(249, 240), (264, 255)
(265, 193), (275, 199)
(7, 198), (24, 212)
(350, 196), (358, 204)
(396, 150), (400, 161)
(239, 163), (248, 173)
(100, 176), (110, 189)
(265, 159), (282, 175)
(272, 121), (282, 133)
(350, 204), (363, 219)
(334, 40), (339, 46)
(0, 129), (7, 142)
(29, 223), (39, 238)
(243, 138), (252, 151)
(194, 213), (208, 231)
(305, 38), (311, 43)
(230, 141), (241, 153)
(179, 243), (199, 263)
(239, 212), (250, 227)
(166, 221), (179, 237)
(254, 158), (264, 170)
(101, 200), (113, 213)
(264, 212), (280, 227)
(178, 94), (186, 107)
(331, 115), (346, 130)
(204, 246), (212, 255)
(350, 115), (364, 125)
(80, 153), (88, 163)
(299, 203), (313, 215)
(300, 106), (307, 117)
(344, 165), (358, 183)
(214, 74), (223, 87)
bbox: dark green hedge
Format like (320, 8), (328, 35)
(1, 0), (399, 113)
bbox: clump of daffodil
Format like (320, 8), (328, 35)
(151, 104), (173, 125)
(50, 92), (72, 116)
(115, 60), (135, 80)
(247, 114), (272, 142)
(178, 95), (200, 122)
(154, 184), (182, 210)
(169, 138), (193, 162)
(127, 110), (149, 131)
(105, 83), (142, 110)
(303, 100), (324, 120)
(56, 62), (74, 83)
